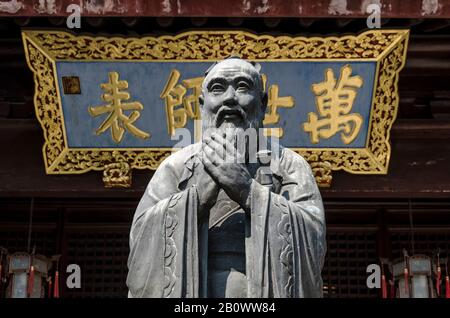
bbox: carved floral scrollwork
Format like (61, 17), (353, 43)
(25, 43), (65, 168)
(29, 30), (405, 61)
(103, 162), (132, 188)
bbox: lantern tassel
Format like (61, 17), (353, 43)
(403, 250), (409, 298)
(381, 274), (387, 298)
(27, 265), (34, 297)
(404, 267), (409, 297)
(53, 270), (59, 298)
(446, 275), (450, 298)
(445, 258), (450, 299)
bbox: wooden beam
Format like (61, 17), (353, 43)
(1, 0), (450, 18)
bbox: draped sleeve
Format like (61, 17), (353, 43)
(247, 148), (326, 297)
(127, 147), (201, 298)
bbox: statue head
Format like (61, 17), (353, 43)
(199, 57), (268, 137)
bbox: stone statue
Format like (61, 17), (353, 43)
(126, 57), (326, 298)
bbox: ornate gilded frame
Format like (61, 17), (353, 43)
(22, 29), (409, 187)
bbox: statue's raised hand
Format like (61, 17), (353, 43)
(195, 154), (220, 219)
(202, 133), (252, 212)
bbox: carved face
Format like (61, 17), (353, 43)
(200, 58), (267, 136)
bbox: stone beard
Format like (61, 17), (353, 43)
(126, 58), (326, 298)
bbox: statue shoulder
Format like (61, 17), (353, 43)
(276, 148), (321, 196)
(157, 143), (201, 176)
(278, 147), (314, 177)
(142, 142), (201, 196)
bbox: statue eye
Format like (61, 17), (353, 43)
(210, 83), (225, 93)
(237, 81), (251, 92)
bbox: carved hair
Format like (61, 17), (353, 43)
(204, 55), (262, 76)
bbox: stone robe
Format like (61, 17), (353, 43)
(127, 142), (326, 298)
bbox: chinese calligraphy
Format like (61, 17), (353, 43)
(303, 65), (363, 145)
(160, 69), (203, 136)
(261, 74), (294, 138)
(88, 71), (150, 143)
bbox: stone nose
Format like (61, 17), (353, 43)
(222, 85), (238, 107)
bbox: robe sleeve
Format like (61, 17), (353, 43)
(126, 157), (200, 298)
(247, 149), (326, 298)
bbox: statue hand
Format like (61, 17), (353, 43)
(202, 133), (252, 212)
(195, 157), (220, 219)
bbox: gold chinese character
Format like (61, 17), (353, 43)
(303, 65), (363, 144)
(160, 69), (202, 136)
(88, 71), (150, 143)
(261, 74), (294, 138)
